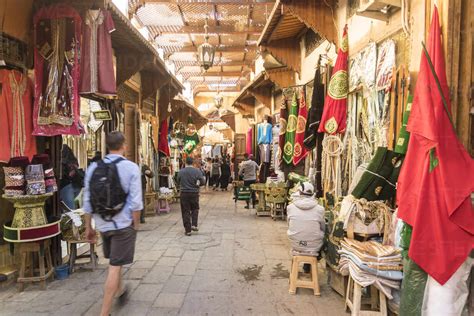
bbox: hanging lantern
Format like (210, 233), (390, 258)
(198, 17), (215, 71)
(214, 93), (223, 109)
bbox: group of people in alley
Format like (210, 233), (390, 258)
(76, 132), (326, 316)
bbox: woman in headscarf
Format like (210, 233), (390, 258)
(219, 159), (231, 191)
(60, 144), (83, 210)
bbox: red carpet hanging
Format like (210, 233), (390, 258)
(318, 25), (349, 135)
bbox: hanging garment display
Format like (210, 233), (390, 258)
(246, 127), (253, 155)
(293, 88), (309, 166)
(158, 119), (170, 157)
(33, 4), (82, 136)
(80, 8), (116, 96)
(376, 40), (396, 92)
(271, 124), (280, 170)
(257, 122), (272, 145)
(397, 7), (474, 285)
(283, 92), (298, 164)
(318, 25), (349, 134)
(278, 96), (288, 164)
(351, 147), (403, 201)
(304, 65), (325, 150)
(0, 69), (37, 163)
(183, 117), (200, 155)
(394, 94), (412, 154)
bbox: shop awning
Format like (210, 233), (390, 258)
(232, 71), (274, 113)
(220, 112), (237, 132)
(171, 95), (208, 130)
(109, 2), (183, 95)
(257, 0), (337, 73)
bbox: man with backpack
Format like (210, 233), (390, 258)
(83, 131), (143, 316)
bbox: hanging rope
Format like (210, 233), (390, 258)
(322, 134), (344, 199)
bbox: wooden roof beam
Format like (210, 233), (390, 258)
(140, 0), (275, 4)
(155, 25), (263, 35)
(186, 72), (250, 78)
(174, 46), (257, 53)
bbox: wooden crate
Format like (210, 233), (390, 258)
(144, 193), (157, 217)
(327, 264), (349, 297)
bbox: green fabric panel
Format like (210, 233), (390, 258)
(283, 92), (298, 164)
(3, 225), (18, 241)
(394, 94), (413, 154)
(399, 222), (428, 316)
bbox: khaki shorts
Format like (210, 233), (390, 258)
(101, 226), (137, 266)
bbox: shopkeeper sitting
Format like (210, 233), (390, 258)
(287, 182), (325, 265)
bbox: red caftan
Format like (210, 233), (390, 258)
(0, 69), (36, 162)
(80, 9), (116, 96)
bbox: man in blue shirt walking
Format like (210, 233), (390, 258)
(83, 131), (143, 316)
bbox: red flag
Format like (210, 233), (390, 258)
(293, 89), (309, 165)
(318, 25), (349, 134)
(396, 6), (474, 285)
(158, 119), (170, 157)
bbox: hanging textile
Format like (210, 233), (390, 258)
(283, 92), (298, 165)
(318, 25), (349, 135)
(257, 121), (272, 144)
(0, 69), (37, 163)
(246, 127), (253, 155)
(158, 119), (170, 157)
(80, 8), (116, 96)
(278, 96), (288, 164)
(32, 4), (82, 136)
(271, 124), (280, 170)
(394, 94), (412, 154)
(397, 6), (474, 285)
(183, 116), (200, 155)
(304, 65), (325, 150)
(293, 88), (309, 166)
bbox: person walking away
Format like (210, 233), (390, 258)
(204, 158), (212, 187)
(60, 145), (84, 210)
(287, 182), (325, 273)
(220, 160), (231, 191)
(178, 157), (206, 236)
(140, 165), (154, 224)
(83, 131), (143, 316)
(238, 153), (259, 209)
(210, 158), (221, 191)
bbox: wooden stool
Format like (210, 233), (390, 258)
(157, 197), (170, 214)
(68, 241), (98, 274)
(17, 239), (54, 291)
(345, 276), (387, 316)
(289, 255), (320, 296)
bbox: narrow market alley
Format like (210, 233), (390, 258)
(0, 190), (345, 316)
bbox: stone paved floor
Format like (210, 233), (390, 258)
(0, 190), (347, 316)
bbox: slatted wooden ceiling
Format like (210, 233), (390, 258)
(132, 0), (275, 94)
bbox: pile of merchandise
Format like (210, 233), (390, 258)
(338, 238), (403, 299)
(3, 155), (57, 196)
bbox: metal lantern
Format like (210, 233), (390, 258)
(198, 17), (215, 71)
(214, 93), (223, 109)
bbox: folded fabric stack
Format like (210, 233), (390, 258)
(3, 166), (26, 196)
(25, 164), (46, 195)
(31, 154), (57, 193)
(338, 238), (403, 299)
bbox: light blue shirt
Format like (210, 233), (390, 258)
(83, 154), (143, 232)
